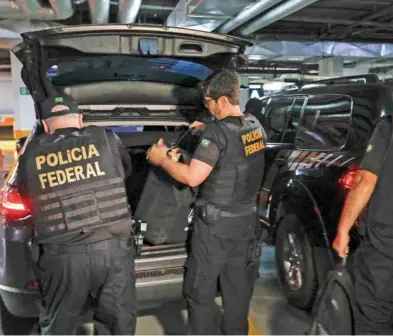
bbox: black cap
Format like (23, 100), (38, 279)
(41, 94), (80, 120)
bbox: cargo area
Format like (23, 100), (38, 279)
(105, 122), (201, 251)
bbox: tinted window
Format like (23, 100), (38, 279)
(295, 94), (352, 149)
(46, 56), (214, 87)
(262, 96), (305, 144)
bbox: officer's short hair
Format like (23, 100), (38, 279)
(202, 69), (240, 105)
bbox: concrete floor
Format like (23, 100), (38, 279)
(135, 246), (311, 335)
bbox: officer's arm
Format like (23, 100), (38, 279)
(336, 118), (391, 235)
(336, 170), (378, 236)
(160, 126), (222, 187)
(160, 158), (213, 187)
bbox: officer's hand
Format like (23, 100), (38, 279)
(147, 138), (168, 166)
(189, 121), (206, 129)
(332, 231), (350, 258)
(167, 147), (181, 162)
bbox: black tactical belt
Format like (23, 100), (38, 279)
(40, 236), (132, 255)
(220, 208), (255, 217)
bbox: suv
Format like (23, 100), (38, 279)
(258, 74), (393, 310)
(0, 25), (251, 333)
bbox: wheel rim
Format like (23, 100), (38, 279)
(282, 232), (304, 291)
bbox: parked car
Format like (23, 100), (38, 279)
(0, 25), (251, 333)
(258, 74), (393, 310)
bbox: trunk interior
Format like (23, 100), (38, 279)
(108, 122), (202, 252)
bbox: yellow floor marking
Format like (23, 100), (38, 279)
(248, 314), (262, 335)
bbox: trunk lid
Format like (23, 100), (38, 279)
(12, 24), (252, 120)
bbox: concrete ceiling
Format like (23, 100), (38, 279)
(1, 0), (393, 77)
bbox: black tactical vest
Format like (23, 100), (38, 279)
(198, 114), (266, 210)
(21, 126), (131, 241)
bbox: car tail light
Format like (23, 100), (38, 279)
(0, 185), (30, 221)
(339, 165), (359, 190)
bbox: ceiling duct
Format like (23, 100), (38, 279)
(88, 0), (111, 24)
(0, 0), (74, 20)
(239, 0), (322, 36)
(217, 0), (285, 34)
(166, 0), (256, 32)
(117, 0), (142, 24)
(246, 40), (393, 58)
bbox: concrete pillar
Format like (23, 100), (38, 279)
(239, 74), (249, 112)
(318, 57), (344, 77)
(343, 63), (370, 76)
(10, 44), (36, 139)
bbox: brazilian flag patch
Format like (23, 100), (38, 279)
(366, 144), (374, 152)
(200, 138), (211, 148)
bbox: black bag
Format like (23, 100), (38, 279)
(134, 128), (201, 245)
(306, 258), (356, 335)
(134, 167), (196, 245)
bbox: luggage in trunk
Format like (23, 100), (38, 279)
(134, 167), (196, 245)
(133, 127), (203, 245)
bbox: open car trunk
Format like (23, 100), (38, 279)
(12, 24), (251, 246)
(12, 24), (251, 114)
(12, 25), (252, 282)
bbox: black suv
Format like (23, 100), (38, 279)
(0, 25), (251, 333)
(258, 74), (393, 310)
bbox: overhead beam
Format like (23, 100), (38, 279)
(320, 3), (393, 39)
(238, 68), (315, 75)
(239, 0), (322, 36)
(282, 16), (393, 30)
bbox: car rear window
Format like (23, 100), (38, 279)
(261, 93), (353, 150)
(46, 56), (214, 87)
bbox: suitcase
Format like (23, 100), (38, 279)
(134, 128), (200, 245)
(306, 258), (355, 335)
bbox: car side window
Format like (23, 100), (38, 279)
(295, 94), (352, 149)
(262, 96), (305, 144)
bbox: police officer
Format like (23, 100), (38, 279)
(17, 94), (136, 335)
(147, 69), (266, 335)
(244, 98), (263, 123)
(333, 115), (393, 334)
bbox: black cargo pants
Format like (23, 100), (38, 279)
(352, 235), (393, 335)
(36, 237), (136, 335)
(183, 212), (258, 335)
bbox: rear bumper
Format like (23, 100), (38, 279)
(0, 275), (184, 318)
(0, 286), (39, 317)
(0, 228), (187, 317)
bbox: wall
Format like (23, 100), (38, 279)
(0, 76), (13, 115)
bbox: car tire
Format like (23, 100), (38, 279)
(275, 214), (317, 310)
(0, 296), (38, 335)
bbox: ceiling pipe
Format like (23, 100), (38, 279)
(0, 0), (74, 20)
(217, 0), (285, 34)
(118, 0), (142, 24)
(139, 4), (174, 11)
(87, 0), (111, 24)
(239, 0), (322, 36)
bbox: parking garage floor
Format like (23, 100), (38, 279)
(134, 246), (311, 335)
